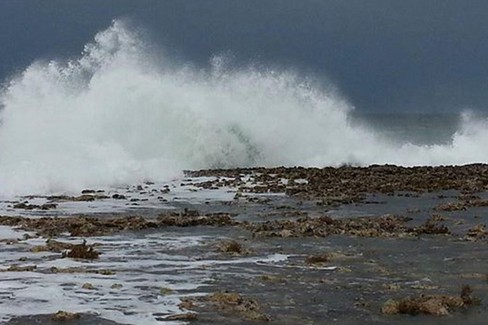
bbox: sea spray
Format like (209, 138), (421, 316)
(0, 20), (488, 196)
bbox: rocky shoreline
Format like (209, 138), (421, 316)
(1, 165), (488, 324)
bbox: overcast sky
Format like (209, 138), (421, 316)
(1, 0), (488, 113)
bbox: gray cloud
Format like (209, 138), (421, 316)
(1, 0), (488, 113)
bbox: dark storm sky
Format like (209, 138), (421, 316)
(1, 0), (488, 113)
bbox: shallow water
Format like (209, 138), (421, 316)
(1, 174), (487, 324)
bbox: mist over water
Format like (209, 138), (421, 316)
(1, 21), (488, 196)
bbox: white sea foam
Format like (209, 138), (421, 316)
(0, 230), (290, 324)
(1, 20), (488, 196)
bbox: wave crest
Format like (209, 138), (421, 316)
(0, 20), (487, 195)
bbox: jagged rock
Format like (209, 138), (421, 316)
(305, 254), (331, 264)
(52, 311), (80, 321)
(181, 291), (271, 322)
(382, 285), (479, 316)
(82, 283), (94, 290)
(13, 202), (57, 210)
(164, 313), (197, 321)
(217, 240), (250, 255)
(65, 241), (100, 259)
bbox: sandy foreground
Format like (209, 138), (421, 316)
(1, 165), (488, 324)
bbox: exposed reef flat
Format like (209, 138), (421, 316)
(188, 164), (488, 203)
(1, 165), (488, 324)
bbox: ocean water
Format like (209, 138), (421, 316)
(1, 20), (488, 196)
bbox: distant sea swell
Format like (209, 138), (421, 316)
(0, 20), (487, 195)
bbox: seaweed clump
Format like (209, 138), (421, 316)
(64, 241), (100, 259)
(180, 291), (271, 322)
(217, 240), (250, 255)
(52, 311), (80, 321)
(249, 214), (412, 238)
(305, 254), (331, 265)
(0, 211), (236, 237)
(382, 285), (480, 316)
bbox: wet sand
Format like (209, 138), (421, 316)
(1, 165), (488, 324)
